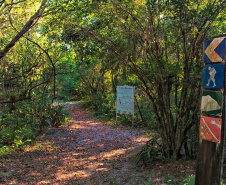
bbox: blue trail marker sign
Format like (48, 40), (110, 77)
(202, 64), (224, 89)
(196, 35), (226, 185)
(204, 37), (225, 63)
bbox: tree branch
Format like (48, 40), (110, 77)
(0, 0), (48, 60)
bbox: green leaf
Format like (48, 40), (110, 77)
(187, 175), (195, 185)
(45, 119), (51, 125)
(0, 171), (12, 177)
(143, 180), (152, 185)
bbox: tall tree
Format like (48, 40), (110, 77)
(109, 0), (226, 159)
(59, 0), (226, 159)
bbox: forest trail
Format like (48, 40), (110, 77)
(1, 102), (157, 185)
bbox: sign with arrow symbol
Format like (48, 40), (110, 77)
(204, 37), (225, 63)
(196, 34), (226, 185)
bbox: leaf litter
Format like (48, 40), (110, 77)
(0, 102), (196, 185)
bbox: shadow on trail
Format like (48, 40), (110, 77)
(0, 102), (150, 185)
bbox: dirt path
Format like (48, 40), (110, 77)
(0, 102), (197, 185)
(1, 102), (157, 185)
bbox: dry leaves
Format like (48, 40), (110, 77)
(0, 102), (196, 185)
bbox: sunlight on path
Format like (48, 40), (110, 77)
(49, 102), (151, 184)
(1, 102), (151, 185)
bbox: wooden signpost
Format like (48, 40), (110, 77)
(196, 35), (226, 185)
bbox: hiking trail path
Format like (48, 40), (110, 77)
(1, 102), (159, 185)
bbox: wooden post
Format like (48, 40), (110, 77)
(196, 35), (226, 185)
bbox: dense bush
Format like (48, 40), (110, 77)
(0, 100), (69, 148)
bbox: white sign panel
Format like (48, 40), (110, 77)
(116, 86), (135, 115)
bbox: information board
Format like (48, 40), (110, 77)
(116, 86), (135, 115)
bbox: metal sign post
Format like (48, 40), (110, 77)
(116, 86), (135, 126)
(196, 35), (226, 185)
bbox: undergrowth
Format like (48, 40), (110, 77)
(143, 174), (195, 185)
(134, 134), (164, 166)
(0, 102), (69, 156)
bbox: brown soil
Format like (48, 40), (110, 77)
(0, 102), (196, 185)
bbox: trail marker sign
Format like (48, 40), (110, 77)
(204, 37), (225, 63)
(196, 35), (226, 185)
(202, 64), (225, 89)
(201, 90), (223, 116)
(200, 116), (222, 143)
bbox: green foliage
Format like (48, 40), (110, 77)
(167, 175), (179, 184)
(133, 94), (156, 128)
(143, 181), (152, 185)
(143, 174), (195, 185)
(94, 92), (116, 119)
(0, 106), (39, 147)
(134, 134), (165, 165)
(49, 104), (70, 127)
(181, 175), (195, 185)
(55, 55), (81, 101)
(0, 171), (12, 177)
(0, 0), (225, 161)
(0, 99), (69, 150)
